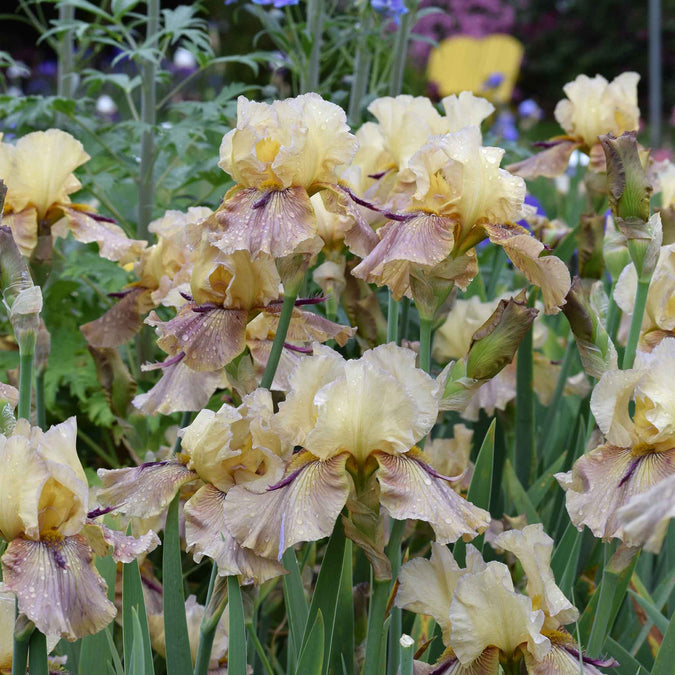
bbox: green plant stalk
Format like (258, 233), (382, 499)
(138, 0), (159, 241)
(56, 2), (75, 99)
(17, 348), (34, 421)
(398, 297), (410, 342)
(246, 622), (275, 675)
(515, 322), (535, 488)
(260, 289), (299, 389)
(387, 292), (399, 344)
(27, 630), (47, 675)
(362, 577), (390, 675)
(399, 636), (414, 675)
(386, 520), (405, 675)
(172, 411), (193, 454)
(303, 0), (324, 93)
(419, 317), (432, 374)
(227, 576), (247, 675)
(622, 278), (650, 369)
(347, 9), (372, 125)
(605, 282), (621, 342)
(11, 629), (30, 675)
(194, 565), (223, 675)
(388, 1), (417, 95)
(35, 371), (45, 431)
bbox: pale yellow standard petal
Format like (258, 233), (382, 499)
(491, 524), (578, 625)
(441, 92), (495, 132)
(448, 562), (550, 665)
(375, 451), (490, 544)
(395, 541), (463, 644)
(2, 534), (116, 640)
(184, 484), (285, 583)
(223, 454), (352, 560)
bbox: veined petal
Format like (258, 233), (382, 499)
(2, 534), (116, 640)
(82, 521), (160, 563)
(616, 472), (675, 553)
(448, 562), (550, 664)
(96, 460), (197, 519)
(0, 584), (15, 671)
(81, 287), (154, 349)
(223, 454), (351, 560)
(555, 444), (675, 540)
(375, 451), (490, 544)
(351, 214), (457, 300)
(211, 186), (321, 260)
(524, 641), (611, 675)
(184, 484), (285, 583)
(491, 524), (578, 625)
(483, 222), (571, 314)
(426, 648), (501, 674)
(396, 541), (463, 643)
(1, 208), (38, 258)
(506, 141), (582, 180)
(148, 305), (247, 371)
(61, 207), (146, 265)
(133, 359), (227, 415)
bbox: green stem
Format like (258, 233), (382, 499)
(622, 278), (650, 370)
(18, 349), (34, 421)
(194, 564), (221, 675)
(11, 627), (30, 675)
(227, 576), (248, 675)
(398, 297), (410, 343)
(347, 9), (372, 125)
(386, 519), (405, 675)
(246, 622), (275, 675)
(172, 411), (193, 454)
(362, 577), (390, 675)
(399, 635), (414, 675)
(138, 0), (159, 241)
(27, 630), (48, 675)
(303, 0), (324, 93)
(387, 292), (399, 344)
(260, 289), (299, 390)
(388, 1), (417, 95)
(35, 371), (45, 431)
(56, 2), (75, 99)
(606, 281), (621, 342)
(419, 317), (432, 374)
(515, 317), (535, 489)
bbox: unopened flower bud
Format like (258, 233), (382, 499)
(466, 292), (538, 380)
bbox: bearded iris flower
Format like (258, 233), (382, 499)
(396, 525), (615, 674)
(0, 129), (145, 263)
(0, 417), (159, 640)
(223, 343), (490, 577)
(556, 338), (675, 542)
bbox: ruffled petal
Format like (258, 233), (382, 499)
(148, 305), (247, 371)
(184, 484), (285, 583)
(61, 207), (146, 265)
(211, 186), (321, 260)
(616, 472), (675, 553)
(483, 222), (571, 314)
(506, 141), (582, 179)
(223, 454), (352, 560)
(524, 641), (611, 675)
(2, 534), (116, 640)
(375, 451), (490, 544)
(491, 524), (578, 625)
(555, 444), (675, 540)
(395, 541), (463, 643)
(448, 562), (549, 664)
(351, 214), (457, 300)
(133, 359), (227, 415)
(82, 521), (160, 563)
(96, 460), (197, 519)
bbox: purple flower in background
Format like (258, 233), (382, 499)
(225, 0), (299, 5)
(491, 110), (518, 141)
(482, 71), (504, 90)
(371, 0), (409, 24)
(517, 193), (546, 230)
(517, 98), (543, 121)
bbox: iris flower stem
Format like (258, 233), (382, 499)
(11, 632), (30, 675)
(347, 8), (372, 125)
(388, 1), (417, 96)
(398, 297), (410, 342)
(363, 577), (391, 675)
(605, 280), (621, 342)
(303, 0), (323, 93)
(194, 564), (221, 675)
(622, 278), (650, 370)
(18, 349), (34, 421)
(56, 2), (75, 99)
(419, 317), (433, 374)
(386, 519), (406, 675)
(260, 288), (299, 390)
(399, 635), (414, 675)
(387, 292), (400, 344)
(27, 630), (48, 675)
(35, 371), (46, 431)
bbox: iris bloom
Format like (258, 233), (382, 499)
(97, 390), (290, 583)
(509, 72), (640, 178)
(0, 129), (145, 262)
(614, 243), (675, 351)
(396, 525), (614, 674)
(556, 338), (675, 541)
(223, 343), (490, 578)
(351, 126), (571, 314)
(0, 417), (159, 639)
(211, 93), (370, 261)
(81, 207), (212, 350)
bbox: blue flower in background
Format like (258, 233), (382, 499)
(371, 0), (408, 24)
(482, 72), (504, 90)
(517, 193), (546, 231)
(225, 0), (299, 5)
(517, 98), (543, 121)
(492, 110), (518, 142)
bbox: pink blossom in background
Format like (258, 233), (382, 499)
(410, 0), (522, 66)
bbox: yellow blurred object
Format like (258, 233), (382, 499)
(427, 34), (524, 104)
